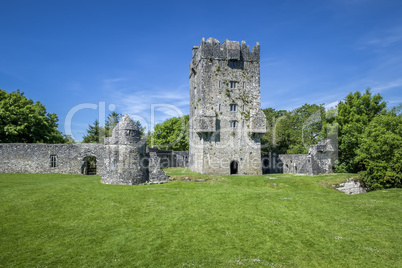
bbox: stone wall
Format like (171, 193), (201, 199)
(0, 143), (104, 175)
(279, 139), (335, 176)
(279, 154), (311, 174)
(148, 147), (189, 168)
(0, 116), (169, 185)
(262, 153), (283, 174)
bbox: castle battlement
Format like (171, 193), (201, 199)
(191, 38), (260, 69)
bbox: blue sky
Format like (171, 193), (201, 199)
(1, 0), (401, 141)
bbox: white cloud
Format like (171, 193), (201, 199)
(103, 78), (189, 131)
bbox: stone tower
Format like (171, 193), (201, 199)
(189, 38), (266, 175)
(102, 114), (148, 184)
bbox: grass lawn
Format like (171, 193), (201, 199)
(0, 169), (401, 267)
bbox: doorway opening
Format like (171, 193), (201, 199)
(230, 161), (239, 175)
(82, 156), (97, 175)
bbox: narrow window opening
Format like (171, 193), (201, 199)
(228, 60), (244, 69)
(228, 61), (237, 68)
(230, 81), (237, 89)
(50, 155), (57, 168)
(243, 82), (245, 89)
(230, 104), (237, 111)
(230, 121), (237, 128)
(219, 104), (221, 111)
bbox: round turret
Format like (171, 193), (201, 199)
(112, 114), (140, 144)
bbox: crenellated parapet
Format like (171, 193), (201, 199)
(190, 37), (260, 75)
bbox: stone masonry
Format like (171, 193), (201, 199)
(189, 38), (266, 175)
(102, 114), (149, 185)
(0, 115), (169, 185)
(0, 143), (104, 175)
(279, 139), (335, 175)
(0, 39), (335, 178)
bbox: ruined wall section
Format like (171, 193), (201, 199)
(279, 139), (335, 175)
(148, 152), (169, 183)
(279, 154), (311, 174)
(189, 38), (266, 175)
(0, 143), (104, 175)
(309, 139), (334, 175)
(148, 147), (189, 168)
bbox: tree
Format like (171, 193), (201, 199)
(0, 89), (66, 143)
(261, 104), (325, 155)
(147, 115), (189, 151)
(261, 108), (288, 155)
(82, 119), (103, 143)
(133, 120), (145, 138)
(356, 110), (402, 190)
(335, 88), (386, 173)
(105, 112), (122, 137)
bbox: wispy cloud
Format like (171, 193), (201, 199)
(358, 26), (402, 50)
(370, 79), (402, 93)
(103, 78), (189, 131)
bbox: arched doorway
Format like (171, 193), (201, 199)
(230, 160), (238, 175)
(82, 156), (97, 175)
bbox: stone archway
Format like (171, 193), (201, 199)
(82, 156), (97, 175)
(230, 160), (239, 175)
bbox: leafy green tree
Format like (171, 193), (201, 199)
(147, 115), (189, 151)
(356, 110), (402, 190)
(261, 104), (324, 155)
(0, 89), (66, 143)
(261, 108), (288, 155)
(335, 88), (386, 172)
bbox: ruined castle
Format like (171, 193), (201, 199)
(189, 38), (267, 175)
(0, 37), (334, 182)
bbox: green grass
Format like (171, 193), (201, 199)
(0, 170), (401, 267)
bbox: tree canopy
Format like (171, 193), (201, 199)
(147, 115), (189, 151)
(261, 104), (325, 155)
(0, 89), (66, 143)
(356, 110), (402, 190)
(82, 119), (102, 143)
(335, 88), (387, 173)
